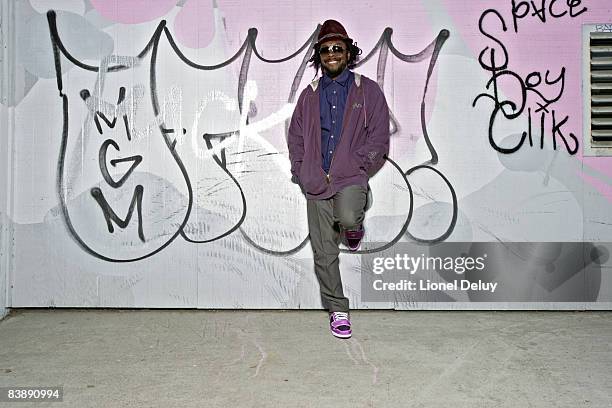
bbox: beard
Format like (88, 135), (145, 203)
(322, 59), (348, 78)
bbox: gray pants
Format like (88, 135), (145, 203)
(307, 185), (367, 312)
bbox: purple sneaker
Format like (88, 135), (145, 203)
(329, 311), (352, 339)
(344, 227), (364, 252)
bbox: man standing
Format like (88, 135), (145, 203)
(287, 20), (390, 338)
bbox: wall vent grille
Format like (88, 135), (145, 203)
(590, 32), (612, 145)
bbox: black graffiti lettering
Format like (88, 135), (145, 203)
(545, 68), (565, 89)
(488, 104), (529, 153)
(48, 9), (453, 261)
(202, 132), (233, 170)
(98, 139), (142, 188)
(530, 0), (547, 23)
(539, 68), (565, 111)
(511, 0), (530, 32)
(526, 107), (546, 148)
(527, 68), (565, 113)
(526, 108), (547, 148)
(567, 0), (587, 18)
(123, 115), (132, 140)
(548, 0), (568, 18)
(91, 185), (145, 242)
(473, 45), (528, 153)
(477, 68), (576, 154)
(512, 0), (588, 32)
(539, 108), (546, 149)
(552, 111), (579, 154)
(81, 87), (132, 138)
(527, 108), (533, 147)
(476, 4), (577, 156)
(478, 9), (509, 71)
(490, 69), (527, 119)
(525, 72), (541, 88)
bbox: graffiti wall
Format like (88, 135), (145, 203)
(1, 0), (611, 310)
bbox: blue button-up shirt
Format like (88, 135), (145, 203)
(320, 69), (353, 173)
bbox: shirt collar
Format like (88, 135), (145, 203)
(321, 69), (351, 90)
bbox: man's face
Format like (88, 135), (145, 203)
(319, 40), (350, 79)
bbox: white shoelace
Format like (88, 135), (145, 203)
(332, 312), (349, 321)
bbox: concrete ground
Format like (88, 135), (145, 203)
(0, 310), (610, 408)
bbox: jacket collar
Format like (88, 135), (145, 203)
(310, 72), (361, 92)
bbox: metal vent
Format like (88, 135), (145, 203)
(590, 32), (612, 144)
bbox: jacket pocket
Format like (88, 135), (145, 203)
(299, 165), (327, 195)
(335, 152), (365, 179)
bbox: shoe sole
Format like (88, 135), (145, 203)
(331, 330), (352, 339)
(339, 242), (361, 252)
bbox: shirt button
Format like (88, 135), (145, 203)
(332, 120), (335, 124)
(329, 150), (333, 154)
(332, 106), (336, 109)
(333, 91), (336, 94)
(331, 135), (334, 138)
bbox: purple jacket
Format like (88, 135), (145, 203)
(287, 73), (390, 200)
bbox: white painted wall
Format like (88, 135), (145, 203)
(1, 0), (611, 310)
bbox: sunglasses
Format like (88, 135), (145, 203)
(319, 45), (345, 55)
